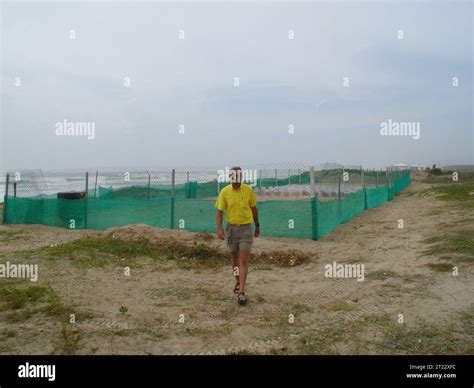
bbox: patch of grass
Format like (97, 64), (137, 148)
(423, 233), (474, 262)
(380, 320), (460, 355)
(356, 314), (392, 328)
(295, 311), (471, 355)
(251, 250), (311, 267)
(398, 190), (417, 197)
(35, 237), (143, 268)
(427, 263), (453, 272)
(146, 287), (197, 301)
(0, 284), (50, 311)
(182, 325), (231, 338)
(53, 324), (82, 355)
(119, 306), (129, 315)
(0, 283), (95, 323)
(421, 172), (474, 205)
(326, 301), (357, 312)
(422, 172), (474, 185)
(26, 235), (310, 270)
(0, 329), (17, 341)
(296, 326), (344, 354)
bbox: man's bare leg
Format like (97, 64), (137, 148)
(238, 250), (250, 293)
(231, 251), (240, 286)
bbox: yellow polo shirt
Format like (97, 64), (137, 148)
(215, 183), (257, 225)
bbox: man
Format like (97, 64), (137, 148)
(215, 166), (260, 306)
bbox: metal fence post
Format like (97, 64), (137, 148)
(3, 173), (10, 224)
(362, 167), (367, 209)
(94, 171), (98, 198)
(338, 173), (341, 201)
(170, 169), (176, 229)
(84, 172), (89, 229)
(147, 173), (151, 200)
(310, 166), (318, 240)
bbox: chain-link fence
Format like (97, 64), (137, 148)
(2, 164), (411, 240)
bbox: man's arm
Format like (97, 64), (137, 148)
(216, 210), (225, 240)
(251, 206), (260, 237)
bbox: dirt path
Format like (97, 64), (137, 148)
(0, 174), (473, 355)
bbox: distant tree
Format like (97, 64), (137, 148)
(429, 164), (442, 176)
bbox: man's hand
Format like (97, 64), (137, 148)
(254, 226), (260, 238)
(217, 228), (225, 240)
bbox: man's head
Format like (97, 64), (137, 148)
(229, 166), (242, 189)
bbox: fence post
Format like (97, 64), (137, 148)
(84, 172), (89, 229)
(298, 168), (301, 184)
(170, 169), (176, 229)
(274, 169), (278, 186)
(376, 171), (379, 187)
(94, 171), (98, 198)
(13, 182), (17, 197)
(386, 170), (390, 200)
(3, 173), (9, 224)
(338, 173), (341, 200)
(148, 173), (151, 200)
(362, 167), (367, 209)
(310, 166), (318, 240)
(258, 169), (262, 189)
(288, 169), (291, 185)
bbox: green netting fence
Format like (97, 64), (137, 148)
(2, 168), (411, 240)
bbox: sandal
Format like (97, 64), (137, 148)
(237, 292), (247, 306)
(234, 283), (240, 294)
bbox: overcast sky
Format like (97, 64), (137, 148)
(1, 0), (473, 172)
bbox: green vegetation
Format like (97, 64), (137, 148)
(0, 282), (94, 324)
(380, 318), (468, 355)
(119, 305), (129, 315)
(423, 233), (474, 263)
(0, 283), (50, 311)
(421, 172), (474, 208)
(25, 235), (310, 270)
(294, 311), (472, 355)
(427, 263), (453, 272)
(0, 329), (17, 341)
(54, 325), (82, 355)
(325, 301), (357, 312)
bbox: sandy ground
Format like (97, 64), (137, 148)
(0, 173), (473, 355)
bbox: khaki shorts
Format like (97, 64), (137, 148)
(225, 224), (253, 253)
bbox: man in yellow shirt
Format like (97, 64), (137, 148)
(215, 166), (260, 306)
